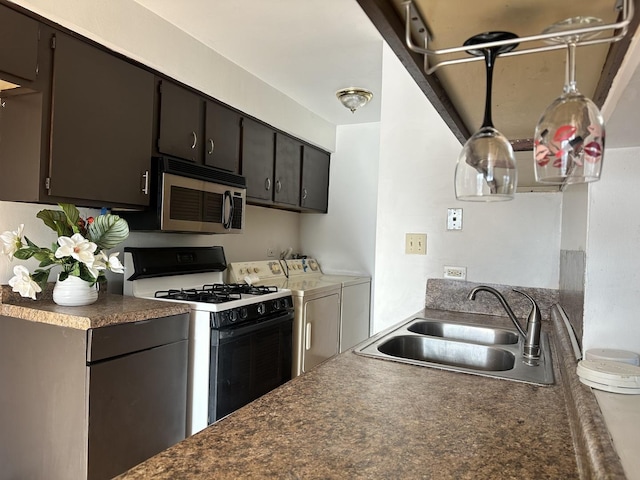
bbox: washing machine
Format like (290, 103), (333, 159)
(227, 259), (342, 377)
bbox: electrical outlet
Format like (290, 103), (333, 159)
(267, 247), (276, 258)
(447, 208), (463, 230)
(405, 233), (427, 255)
(444, 266), (467, 280)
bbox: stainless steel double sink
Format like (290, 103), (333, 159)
(355, 316), (554, 385)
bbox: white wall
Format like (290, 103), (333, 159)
(300, 122), (380, 276)
(371, 44), (562, 333)
(583, 146), (640, 352)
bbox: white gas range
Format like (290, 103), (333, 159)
(123, 247), (294, 436)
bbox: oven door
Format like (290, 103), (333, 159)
(209, 312), (293, 423)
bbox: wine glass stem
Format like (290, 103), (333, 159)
(482, 49), (496, 128)
(565, 42), (578, 94)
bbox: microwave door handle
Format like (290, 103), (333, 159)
(222, 190), (234, 230)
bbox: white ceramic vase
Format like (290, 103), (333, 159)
(52, 275), (99, 306)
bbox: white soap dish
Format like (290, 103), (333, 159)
(577, 359), (640, 394)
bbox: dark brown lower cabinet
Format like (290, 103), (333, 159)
(0, 314), (188, 480)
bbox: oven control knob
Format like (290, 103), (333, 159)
(229, 309), (239, 322)
(253, 267), (260, 273)
(257, 303), (266, 315)
(273, 299), (281, 310)
(239, 306), (248, 319)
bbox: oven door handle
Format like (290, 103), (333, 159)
(215, 313), (293, 343)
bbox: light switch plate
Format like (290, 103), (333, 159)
(405, 233), (427, 255)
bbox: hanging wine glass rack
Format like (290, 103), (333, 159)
(402, 0), (634, 75)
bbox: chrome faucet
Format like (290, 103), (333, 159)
(467, 285), (542, 366)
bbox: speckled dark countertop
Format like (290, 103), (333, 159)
(0, 285), (190, 329)
(117, 279), (627, 480)
(118, 308), (577, 480)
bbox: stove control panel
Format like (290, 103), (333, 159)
(228, 259), (322, 283)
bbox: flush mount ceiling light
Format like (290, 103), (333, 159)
(336, 87), (373, 113)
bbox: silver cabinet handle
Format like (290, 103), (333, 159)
(190, 131), (197, 149)
(265, 178), (271, 191)
(275, 179), (282, 193)
(142, 170), (149, 195)
(207, 138), (215, 155)
(302, 188), (308, 200)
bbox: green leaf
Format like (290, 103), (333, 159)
(58, 271), (69, 282)
(36, 209), (72, 237)
(59, 204), (81, 233)
(13, 248), (35, 260)
(31, 269), (51, 291)
(88, 214), (129, 250)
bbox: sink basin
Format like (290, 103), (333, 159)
(378, 335), (515, 371)
(355, 316), (554, 385)
(407, 320), (518, 345)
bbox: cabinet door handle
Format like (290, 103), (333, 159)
(141, 170), (149, 195)
(305, 322), (312, 350)
(302, 188), (308, 200)
(275, 179), (282, 193)
(207, 138), (215, 155)
(265, 178), (271, 191)
(190, 131), (198, 149)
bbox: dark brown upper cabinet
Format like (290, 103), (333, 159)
(301, 146), (330, 213)
(0, 4), (39, 86)
(273, 133), (301, 207)
(204, 100), (241, 173)
(157, 79), (203, 163)
(241, 117), (275, 203)
(48, 33), (154, 207)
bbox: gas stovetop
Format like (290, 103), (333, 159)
(154, 284), (279, 304)
(123, 247), (293, 328)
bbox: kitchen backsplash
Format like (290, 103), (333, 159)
(425, 279), (559, 322)
(559, 249), (585, 345)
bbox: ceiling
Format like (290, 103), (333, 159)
(131, 0), (640, 190)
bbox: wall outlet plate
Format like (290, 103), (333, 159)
(405, 233), (427, 255)
(444, 265), (466, 280)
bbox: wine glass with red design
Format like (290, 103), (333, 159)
(534, 17), (605, 184)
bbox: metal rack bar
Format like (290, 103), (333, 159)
(402, 0), (634, 75)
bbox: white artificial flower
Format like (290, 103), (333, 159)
(105, 252), (124, 274)
(8, 265), (42, 300)
(87, 252), (108, 280)
(0, 224), (25, 259)
(55, 233), (97, 266)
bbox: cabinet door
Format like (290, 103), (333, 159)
(0, 4), (39, 82)
(49, 33), (154, 206)
(158, 80), (202, 163)
(204, 100), (241, 173)
(274, 133), (301, 207)
(301, 146), (330, 212)
(241, 118), (274, 202)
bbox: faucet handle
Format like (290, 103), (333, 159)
(512, 289), (541, 324)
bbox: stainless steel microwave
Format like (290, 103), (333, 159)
(121, 157), (246, 234)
